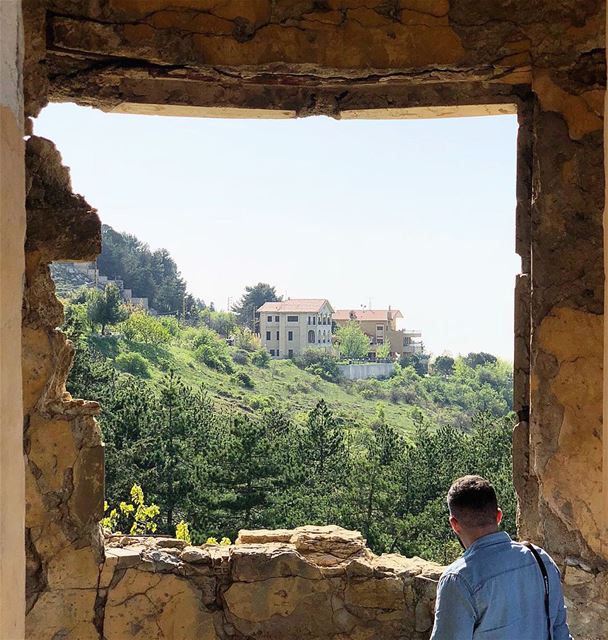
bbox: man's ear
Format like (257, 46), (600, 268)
(449, 515), (461, 534)
(496, 508), (503, 526)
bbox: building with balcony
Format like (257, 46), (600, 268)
(257, 299), (334, 358)
(332, 308), (423, 359)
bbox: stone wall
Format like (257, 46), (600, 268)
(15, 1), (608, 637)
(24, 136), (105, 639)
(0, 1), (26, 636)
(101, 526), (441, 640)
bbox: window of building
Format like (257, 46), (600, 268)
(288, 349), (294, 357)
(308, 316), (311, 325)
(376, 324), (384, 332)
(270, 349), (275, 356)
(308, 330), (315, 343)
(266, 331), (271, 340)
(276, 349), (279, 357)
(288, 331), (293, 341)
(313, 317), (316, 325)
(377, 337), (384, 345)
(268, 315), (273, 322)
(276, 331), (280, 340)
(275, 316), (279, 322)
(287, 315), (298, 322)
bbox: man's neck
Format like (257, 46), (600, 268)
(462, 526), (500, 549)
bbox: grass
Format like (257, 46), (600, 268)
(92, 335), (418, 433)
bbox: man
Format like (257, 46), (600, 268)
(431, 475), (572, 640)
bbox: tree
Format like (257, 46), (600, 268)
(376, 340), (392, 360)
(294, 400), (349, 523)
(87, 284), (128, 334)
(432, 355), (455, 377)
(344, 420), (402, 551)
(206, 416), (280, 534)
(335, 321), (369, 359)
(463, 352), (498, 368)
(399, 352), (428, 376)
(97, 224), (187, 313)
(232, 283), (281, 331)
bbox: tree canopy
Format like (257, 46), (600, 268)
(97, 224), (188, 313)
(232, 283), (281, 331)
(87, 284), (128, 334)
(335, 321), (370, 359)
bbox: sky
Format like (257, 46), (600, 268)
(35, 104), (520, 360)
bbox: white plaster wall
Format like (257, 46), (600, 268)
(338, 362), (395, 380)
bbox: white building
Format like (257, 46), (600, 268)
(257, 299), (334, 358)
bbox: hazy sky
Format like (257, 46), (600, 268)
(35, 104), (519, 360)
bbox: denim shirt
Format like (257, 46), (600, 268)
(430, 532), (572, 640)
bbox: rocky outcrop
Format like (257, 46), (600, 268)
(100, 526), (442, 640)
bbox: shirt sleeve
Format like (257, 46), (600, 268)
(430, 572), (477, 640)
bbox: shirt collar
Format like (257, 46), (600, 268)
(464, 531), (511, 556)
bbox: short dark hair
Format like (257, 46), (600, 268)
(447, 475), (498, 528)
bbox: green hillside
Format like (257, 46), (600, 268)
(55, 230), (515, 564)
(77, 325), (511, 436)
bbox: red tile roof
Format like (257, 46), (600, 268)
(333, 309), (403, 322)
(258, 299), (333, 313)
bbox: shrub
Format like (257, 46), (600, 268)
(115, 352), (151, 377)
(121, 311), (171, 345)
(231, 326), (262, 352)
(101, 484), (160, 535)
(159, 315), (180, 336)
(354, 378), (387, 400)
(251, 349), (270, 368)
(175, 520), (191, 544)
(294, 349), (341, 382)
(192, 326), (233, 372)
(399, 353), (429, 376)
(232, 349), (250, 365)
(250, 394), (272, 410)
(232, 371), (254, 389)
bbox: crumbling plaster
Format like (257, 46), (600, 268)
(14, 0), (608, 638)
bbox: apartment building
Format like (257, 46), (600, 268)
(257, 299), (334, 358)
(332, 308), (422, 359)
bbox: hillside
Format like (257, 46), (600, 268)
(52, 224), (200, 314)
(55, 229), (515, 563)
(72, 321), (512, 436)
(65, 315), (515, 561)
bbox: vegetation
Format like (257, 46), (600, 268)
(87, 284), (128, 334)
(335, 321), (370, 359)
(101, 484), (160, 535)
(62, 289), (515, 564)
(54, 229), (516, 565)
(232, 282), (281, 331)
(98, 225), (188, 313)
(293, 349), (341, 382)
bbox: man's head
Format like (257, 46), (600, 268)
(447, 475), (502, 548)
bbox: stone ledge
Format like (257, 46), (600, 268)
(100, 525), (443, 639)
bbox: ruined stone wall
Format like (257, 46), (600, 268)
(101, 526), (440, 640)
(0, 2), (26, 636)
(24, 136), (105, 639)
(18, 1), (608, 638)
